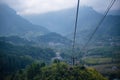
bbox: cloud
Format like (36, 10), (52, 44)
(1, 0), (120, 15)
(81, 0), (120, 12)
(1, 0), (76, 15)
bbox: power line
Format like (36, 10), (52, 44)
(71, 0), (116, 65)
(81, 0), (116, 51)
(71, 0), (80, 65)
(72, 0), (80, 51)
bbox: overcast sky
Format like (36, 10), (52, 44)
(0, 0), (120, 15)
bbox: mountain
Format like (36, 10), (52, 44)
(0, 4), (49, 39)
(24, 6), (120, 37)
(23, 6), (101, 35)
(24, 6), (120, 46)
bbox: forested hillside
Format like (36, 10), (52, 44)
(8, 62), (107, 80)
(0, 41), (56, 80)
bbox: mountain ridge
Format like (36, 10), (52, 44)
(23, 6), (120, 37)
(0, 4), (49, 39)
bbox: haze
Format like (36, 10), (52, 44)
(0, 0), (120, 15)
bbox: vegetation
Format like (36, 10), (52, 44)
(87, 46), (120, 58)
(93, 63), (120, 80)
(0, 36), (34, 45)
(0, 41), (56, 62)
(60, 46), (120, 80)
(0, 52), (33, 80)
(83, 57), (112, 65)
(61, 46), (120, 64)
(0, 41), (56, 80)
(9, 62), (107, 80)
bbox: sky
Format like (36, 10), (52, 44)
(0, 0), (120, 15)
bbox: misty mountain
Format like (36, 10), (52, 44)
(24, 6), (120, 37)
(23, 6), (120, 46)
(24, 6), (100, 35)
(0, 4), (49, 38)
(22, 7), (102, 35)
(1, 4), (119, 46)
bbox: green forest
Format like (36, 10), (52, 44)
(0, 41), (56, 80)
(6, 62), (107, 80)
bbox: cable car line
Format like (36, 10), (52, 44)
(81, 0), (116, 51)
(71, 0), (80, 65)
(71, 0), (116, 65)
(72, 0), (80, 52)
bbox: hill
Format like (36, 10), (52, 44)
(0, 36), (35, 45)
(9, 62), (107, 80)
(35, 32), (72, 47)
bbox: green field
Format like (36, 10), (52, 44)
(83, 57), (112, 65)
